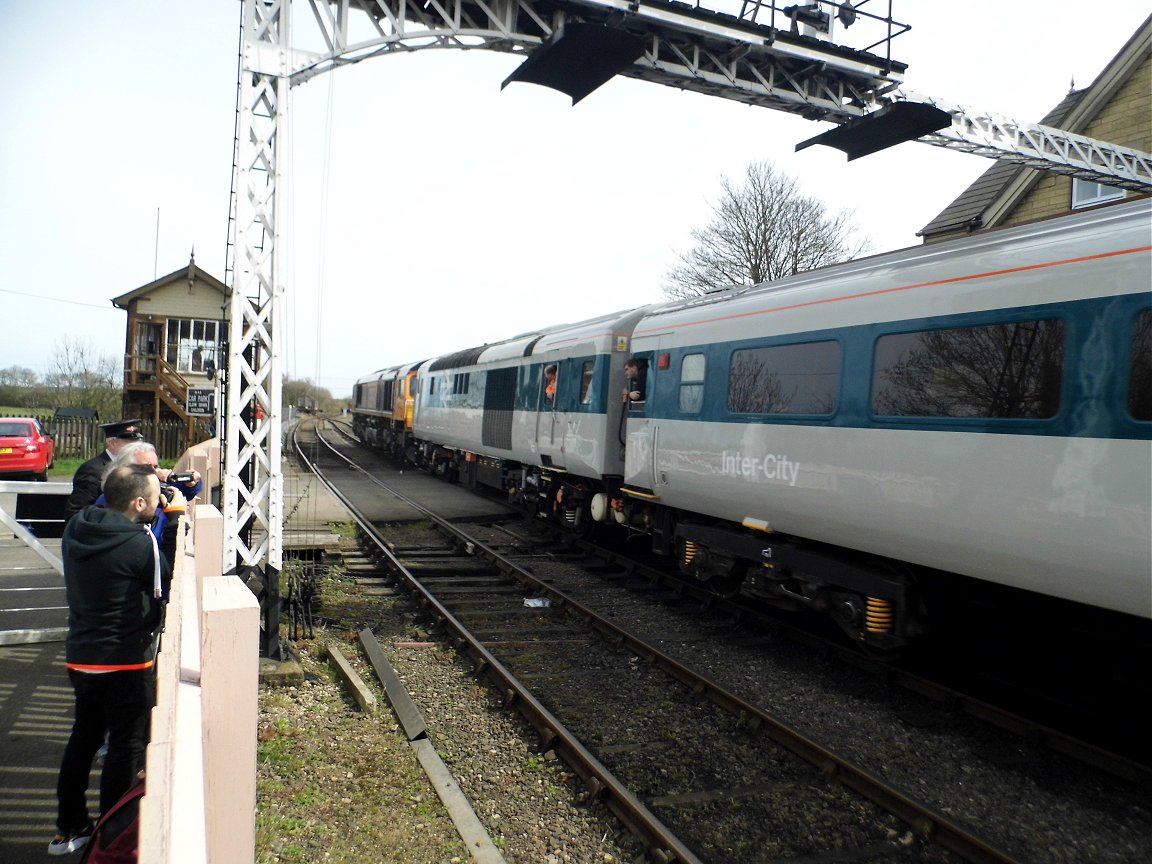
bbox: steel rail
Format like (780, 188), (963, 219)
(299, 419), (1030, 864)
(550, 527), (1152, 781)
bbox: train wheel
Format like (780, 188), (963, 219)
(709, 570), (744, 599)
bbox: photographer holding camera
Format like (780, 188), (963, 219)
(95, 442), (190, 586)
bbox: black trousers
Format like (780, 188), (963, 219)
(55, 667), (155, 832)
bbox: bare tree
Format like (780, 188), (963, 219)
(284, 377), (342, 413)
(40, 337), (122, 417)
(0, 366), (40, 388)
(0, 366), (42, 410)
(663, 161), (871, 299)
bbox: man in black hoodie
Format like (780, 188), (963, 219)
(49, 463), (170, 857)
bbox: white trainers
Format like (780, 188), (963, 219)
(47, 821), (94, 856)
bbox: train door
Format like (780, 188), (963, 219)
(560, 358), (596, 475)
(622, 352), (656, 489)
(535, 361), (561, 462)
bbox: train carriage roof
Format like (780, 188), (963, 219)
(631, 198), (1151, 345)
(528, 305), (657, 355)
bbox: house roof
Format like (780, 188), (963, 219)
(918, 14), (1151, 239)
(53, 407), (100, 420)
(111, 255), (228, 309)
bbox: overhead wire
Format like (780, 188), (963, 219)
(301, 61), (339, 545)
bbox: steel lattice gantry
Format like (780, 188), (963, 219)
(226, 0), (290, 654)
(225, 0), (1152, 653)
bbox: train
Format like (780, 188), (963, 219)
(353, 198), (1152, 650)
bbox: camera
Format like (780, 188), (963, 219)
(170, 472), (195, 485)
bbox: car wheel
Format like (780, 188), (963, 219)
(34, 471), (48, 482)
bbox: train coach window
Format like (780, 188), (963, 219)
(679, 353), (706, 414)
(872, 319), (1065, 418)
(728, 341), (841, 415)
(1129, 310), (1152, 421)
(579, 361), (594, 405)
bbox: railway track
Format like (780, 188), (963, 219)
(321, 416), (1151, 776)
(291, 417), (1152, 864)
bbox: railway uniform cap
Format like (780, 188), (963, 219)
(100, 419), (145, 440)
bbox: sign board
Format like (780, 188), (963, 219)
(187, 388), (215, 417)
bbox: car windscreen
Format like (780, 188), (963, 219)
(0, 422), (33, 437)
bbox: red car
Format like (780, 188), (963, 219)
(0, 417), (56, 481)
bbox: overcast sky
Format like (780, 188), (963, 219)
(1, 1), (1147, 397)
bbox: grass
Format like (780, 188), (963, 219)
(49, 458), (83, 480)
(256, 562), (468, 864)
(256, 637), (469, 864)
(47, 456), (178, 482)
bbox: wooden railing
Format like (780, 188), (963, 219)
(125, 355), (191, 417)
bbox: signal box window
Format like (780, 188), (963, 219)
(1129, 310), (1152, 421)
(166, 318), (226, 374)
(872, 319), (1065, 418)
(728, 341), (840, 415)
(679, 354), (706, 414)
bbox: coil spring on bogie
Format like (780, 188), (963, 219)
(682, 540), (698, 566)
(865, 596), (894, 634)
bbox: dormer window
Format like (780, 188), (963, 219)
(1072, 178), (1125, 209)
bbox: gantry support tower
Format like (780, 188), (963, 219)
(225, 0), (1151, 654)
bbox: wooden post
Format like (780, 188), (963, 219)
(200, 571), (259, 864)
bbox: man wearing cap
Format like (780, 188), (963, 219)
(64, 420), (145, 520)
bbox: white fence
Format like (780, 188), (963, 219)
(143, 502), (259, 863)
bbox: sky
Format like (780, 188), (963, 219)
(1, 1), (1147, 397)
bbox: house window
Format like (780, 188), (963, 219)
(166, 319), (226, 374)
(1072, 179), (1125, 209)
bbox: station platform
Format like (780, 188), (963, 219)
(0, 454), (507, 861)
(0, 496), (70, 863)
